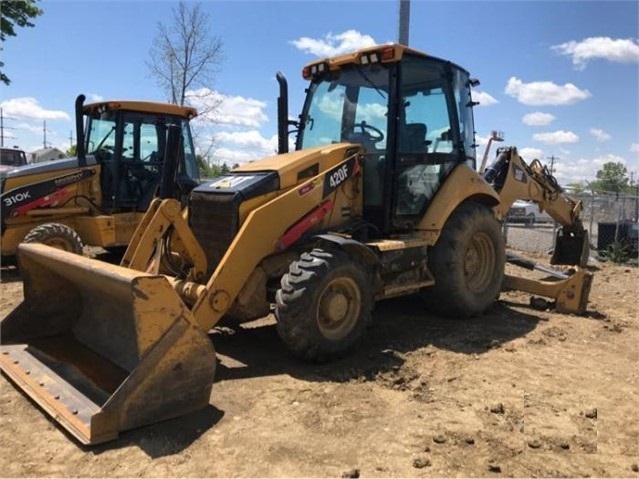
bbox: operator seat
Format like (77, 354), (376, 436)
(403, 123), (430, 153)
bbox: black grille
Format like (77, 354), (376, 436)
(188, 171), (280, 274)
(189, 191), (240, 275)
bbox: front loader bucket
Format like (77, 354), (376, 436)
(0, 243), (216, 445)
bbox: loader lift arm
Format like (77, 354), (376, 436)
(126, 150), (362, 333)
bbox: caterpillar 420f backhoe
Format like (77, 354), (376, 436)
(0, 44), (592, 444)
(0, 96), (200, 262)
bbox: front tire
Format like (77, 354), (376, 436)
(22, 223), (84, 255)
(275, 248), (373, 361)
(421, 202), (505, 318)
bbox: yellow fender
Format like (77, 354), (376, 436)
(416, 164), (500, 244)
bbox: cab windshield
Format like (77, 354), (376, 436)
(85, 111), (199, 182)
(297, 64), (390, 151)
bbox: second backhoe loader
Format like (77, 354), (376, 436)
(0, 96), (200, 262)
(0, 44), (593, 444)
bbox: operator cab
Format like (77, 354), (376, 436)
(83, 102), (200, 212)
(296, 44), (477, 234)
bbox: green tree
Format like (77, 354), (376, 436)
(567, 181), (586, 195)
(591, 161), (631, 194)
(66, 144), (77, 157)
(196, 154), (215, 178)
(1, 0), (43, 85)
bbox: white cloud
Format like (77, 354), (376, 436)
(592, 153), (627, 168)
(211, 147), (257, 165)
(357, 102), (388, 122)
(472, 91), (498, 106)
(475, 133), (490, 147)
(552, 157), (595, 184)
(290, 30), (377, 57)
(547, 153), (630, 185)
(16, 122), (43, 134)
(87, 93), (104, 103)
(214, 130), (277, 152)
(187, 88), (268, 128)
(208, 130), (279, 166)
(552, 37), (639, 70)
(629, 143), (639, 154)
(532, 130), (579, 145)
(589, 128), (611, 142)
(522, 112), (556, 126)
(505, 77), (591, 106)
(518, 147), (545, 162)
(0, 97), (70, 121)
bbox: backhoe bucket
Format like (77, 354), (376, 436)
(551, 228), (590, 267)
(0, 243), (216, 445)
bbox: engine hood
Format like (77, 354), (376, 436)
(234, 143), (361, 190)
(0, 156), (98, 184)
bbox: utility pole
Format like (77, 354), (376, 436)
(43, 120), (52, 149)
(547, 155), (559, 174)
(0, 108), (17, 148)
(398, 0), (410, 45)
(631, 171), (639, 222)
(69, 130), (75, 148)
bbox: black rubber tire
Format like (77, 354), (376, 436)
(275, 248), (373, 362)
(421, 202), (505, 318)
(22, 223), (84, 255)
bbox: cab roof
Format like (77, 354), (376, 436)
(83, 100), (197, 119)
(302, 43), (469, 78)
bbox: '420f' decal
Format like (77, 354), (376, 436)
(322, 156), (358, 198)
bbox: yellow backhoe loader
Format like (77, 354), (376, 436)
(0, 96), (200, 262)
(0, 44), (592, 444)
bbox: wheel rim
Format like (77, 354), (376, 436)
(316, 277), (361, 340)
(44, 237), (74, 251)
(463, 232), (496, 293)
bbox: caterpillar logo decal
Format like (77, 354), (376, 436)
(512, 164), (528, 183)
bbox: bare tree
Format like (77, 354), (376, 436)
(147, 1), (223, 108)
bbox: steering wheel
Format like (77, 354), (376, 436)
(353, 121), (384, 143)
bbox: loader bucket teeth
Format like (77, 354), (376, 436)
(0, 243), (216, 445)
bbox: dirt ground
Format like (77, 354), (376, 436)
(0, 251), (637, 478)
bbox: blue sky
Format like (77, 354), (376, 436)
(1, 0), (638, 186)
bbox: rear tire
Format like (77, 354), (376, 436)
(275, 248), (373, 361)
(22, 223), (84, 255)
(421, 202), (505, 318)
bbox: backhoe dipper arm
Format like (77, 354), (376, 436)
(485, 147), (583, 228)
(484, 147), (589, 266)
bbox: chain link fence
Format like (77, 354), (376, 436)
(504, 189), (639, 261)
